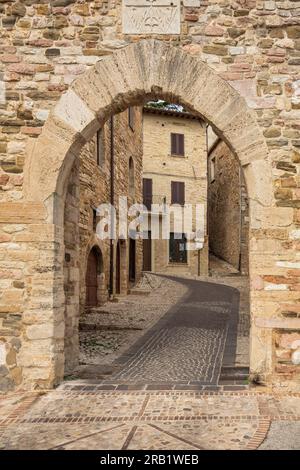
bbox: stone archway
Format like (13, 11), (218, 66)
(22, 39), (274, 389)
(25, 40), (271, 209)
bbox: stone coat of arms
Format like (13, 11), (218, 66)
(122, 0), (181, 35)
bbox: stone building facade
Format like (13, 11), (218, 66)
(63, 106), (143, 374)
(208, 138), (249, 274)
(142, 107), (208, 276)
(0, 1), (299, 391)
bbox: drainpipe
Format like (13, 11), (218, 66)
(238, 166), (242, 273)
(109, 116), (114, 297)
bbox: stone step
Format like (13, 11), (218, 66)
(220, 366), (249, 381)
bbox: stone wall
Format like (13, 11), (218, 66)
(143, 108), (208, 276)
(63, 106), (143, 374)
(0, 1), (299, 390)
(63, 157), (80, 373)
(275, 330), (300, 385)
(208, 139), (249, 273)
(0, 1), (299, 201)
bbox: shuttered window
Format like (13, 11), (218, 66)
(171, 181), (185, 205)
(171, 133), (184, 156)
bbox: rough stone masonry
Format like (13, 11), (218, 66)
(0, 1), (299, 391)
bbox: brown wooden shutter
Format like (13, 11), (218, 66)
(171, 133), (184, 156)
(178, 181), (185, 205)
(143, 178), (153, 210)
(171, 133), (176, 155)
(171, 181), (176, 204)
(178, 134), (184, 156)
(171, 181), (185, 205)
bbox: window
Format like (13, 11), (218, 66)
(96, 129), (104, 166)
(92, 208), (97, 232)
(171, 133), (184, 156)
(143, 178), (153, 211)
(128, 107), (134, 131)
(171, 181), (185, 205)
(169, 233), (187, 264)
(129, 157), (135, 198)
(210, 156), (216, 183)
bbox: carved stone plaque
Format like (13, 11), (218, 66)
(122, 0), (181, 35)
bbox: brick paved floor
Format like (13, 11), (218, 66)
(0, 389), (299, 450)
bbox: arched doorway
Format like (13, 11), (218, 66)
(85, 246), (103, 307)
(23, 40), (275, 390)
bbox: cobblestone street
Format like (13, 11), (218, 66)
(75, 269), (250, 388)
(111, 274), (239, 387)
(1, 272), (299, 450)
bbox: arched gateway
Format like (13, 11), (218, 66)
(12, 40), (277, 390)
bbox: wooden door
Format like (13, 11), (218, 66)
(86, 248), (98, 307)
(143, 232), (152, 271)
(129, 239), (136, 283)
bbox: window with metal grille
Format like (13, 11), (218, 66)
(171, 181), (185, 205)
(169, 233), (187, 263)
(171, 133), (184, 156)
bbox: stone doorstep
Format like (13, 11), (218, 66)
(127, 290), (151, 296)
(60, 382), (250, 392)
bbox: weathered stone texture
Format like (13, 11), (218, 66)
(208, 139), (249, 274)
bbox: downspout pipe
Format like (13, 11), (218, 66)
(109, 116), (114, 297)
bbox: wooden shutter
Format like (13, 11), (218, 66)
(171, 133), (184, 156)
(171, 133), (176, 155)
(171, 181), (185, 205)
(143, 178), (153, 210)
(178, 134), (184, 156)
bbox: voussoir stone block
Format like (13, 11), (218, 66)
(53, 88), (98, 140)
